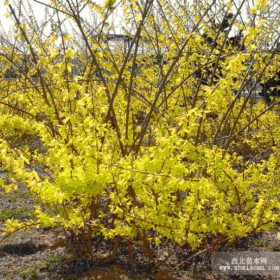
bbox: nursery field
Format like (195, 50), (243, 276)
(2, 0), (280, 279)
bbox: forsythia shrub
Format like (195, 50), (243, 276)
(1, 0), (280, 265)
